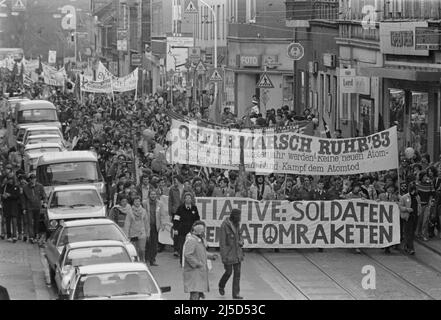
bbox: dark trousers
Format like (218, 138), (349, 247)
(145, 227), (159, 264)
(5, 215), (17, 239)
(219, 263), (241, 297)
(17, 209), (26, 236)
(404, 214), (418, 251)
(178, 234), (186, 264)
(27, 209), (40, 239)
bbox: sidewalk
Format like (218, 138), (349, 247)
(0, 240), (51, 300)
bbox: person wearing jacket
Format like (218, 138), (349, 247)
(399, 184), (421, 255)
(144, 189), (168, 266)
(22, 174), (47, 244)
(2, 173), (20, 242)
(169, 175), (185, 257)
(249, 176), (274, 200)
(212, 177), (236, 198)
(109, 196), (132, 229)
(124, 196), (149, 262)
(173, 192), (200, 264)
(218, 209), (244, 300)
(183, 221), (217, 300)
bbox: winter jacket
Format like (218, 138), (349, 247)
(144, 199), (168, 233)
(173, 204), (200, 236)
(109, 205), (132, 229)
(23, 183), (47, 211)
(183, 233), (212, 293)
(168, 185), (183, 216)
(219, 218), (244, 265)
(1, 183), (20, 217)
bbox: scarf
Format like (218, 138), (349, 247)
(131, 205), (145, 220)
(114, 204), (132, 216)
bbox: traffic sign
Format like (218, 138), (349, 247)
(209, 69), (223, 82)
(257, 72), (274, 89)
(188, 47), (201, 64)
(184, 0), (198, 14)
(195, 60), (207, 74)
(131, 53), (142, 66)
(287, 42), (305, 61)
(12, 0), (26, 11)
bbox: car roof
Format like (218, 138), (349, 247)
(25, 126), (60, 132)
(27, 134), (61, 139)
(25, 143), (63, 150)
(17, 100), (56, 109)
(62, 219), (115, 228)
(52, 184), (99, 192)
(78, 263), (149, 275)
(66, 240), (125, 250)
(38, 151), (97, 164)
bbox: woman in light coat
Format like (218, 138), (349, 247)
(124, 196), (150, 262)
(183, 221), (217, 300)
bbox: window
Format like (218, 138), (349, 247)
(37, 162), (103, 186)
(17, 109), (58, 124)
(246, 0), (256, 23)
(283, 75), (294, 102)
(50, 189), (103, 209)
(58, 225), (127, 247)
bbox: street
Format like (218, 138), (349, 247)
(2, 239), (441, 300)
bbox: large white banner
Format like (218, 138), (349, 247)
(196, 198), (401, 249)
(96, 61), (114, 81)
(170, 119), (399, 175)
(43, 64), (66, 87)
(112, 68), (138, 92)
(80, 78), (113, 93)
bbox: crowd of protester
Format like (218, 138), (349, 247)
(0, 80), (440, 260)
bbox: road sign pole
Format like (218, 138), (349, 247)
(293, 28), (296, 113)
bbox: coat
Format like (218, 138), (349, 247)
(144, 199), (168, 233)
(219, 218), (244, 265)
(183, 233), (214, 293)
(123, 206), (149, 239)
(168, 185), (183, 216)
(23, 182), (47, 211)
(399, 193), (422, 220)
(378, 192), (400, 202)
(212, 186), (236, 198)
(173, 204), (200, 236)
(1, 183), (20, 217)
(249, 183), (274, 200)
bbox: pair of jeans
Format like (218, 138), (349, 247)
(5, 216), (17, 239)
(219, 263), (241, 297)
(416, 204), (430, 238)
(27, 209), (40, 239)
(404, 214), (418, 251)
(145, 227), (159, 264)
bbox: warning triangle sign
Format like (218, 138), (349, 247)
(209, 69), (223, 82)
(12, 0), (26, 11)
(185, 0), (198, 13)
(257, 72), (274, 89)
(196, 60), (207, 73)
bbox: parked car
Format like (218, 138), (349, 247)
(54, 240), (134, 296)
(14, 100), (61, 131)
(25, 134), (65, 147)
(45, 219), (138, 281)
(19, 126), (63, 146)
(59, 263), (171, 300)
(24, 142), (64, 174)
(44, 185), (107, 232)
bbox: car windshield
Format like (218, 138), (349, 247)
(64, 246), (131, 268)
(58, 225), (127, 247)
(37, 162), (102, 186)
(74, 271), (159, 300)
(17, 109), (58, 123)
(26, 130), (60, 139)
(26, 136), (61, 145)
(50, 190), (102, 209)
(26, 147), (61, 155)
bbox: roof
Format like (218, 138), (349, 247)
(52, 184), (100, 192)
(25, 143), (63, 150)
(78, 263), (149, 275)
(27, 134), (62, 139)
(62, 219), (115, 228)
(66, 240), (125, 250)
(38, 151), (98, 164)
(17, 100), (56, 110)
(24, 126), (61, 132)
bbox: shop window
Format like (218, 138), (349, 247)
(283, 75), (294, 102)
(411, 92), (429, 155)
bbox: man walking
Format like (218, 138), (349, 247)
(169, 176), (185, 257)
(23, 174), (47, 244)
(183, 221), (217, 300)
(2, 173), (20, 242)
(145, 190), (167, 266)
(218, 209), (244, 300)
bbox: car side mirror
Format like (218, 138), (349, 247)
(160, 286), (171, 293)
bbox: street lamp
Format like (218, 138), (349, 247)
(199, 0), (219, 123)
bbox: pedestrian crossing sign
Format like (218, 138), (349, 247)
(184, 0), (198, 14)
(12, 0), (27, 11)
(196, 60), (207, 73)
(257, 72), (274, 89)
(209, 69), (223, 82)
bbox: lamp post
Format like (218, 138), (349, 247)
(199, 0), (219, 122)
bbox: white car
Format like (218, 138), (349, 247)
(24, 143), (64, 174)
(22, 126), (63, 145)
(25, 134), (65, 147)
(54, 241), (134, 296)
(44, 185), (107, 232)
(60, 263), (171, 300)
(44, 219), (139, 282)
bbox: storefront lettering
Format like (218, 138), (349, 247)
(390, 31), (414, 48)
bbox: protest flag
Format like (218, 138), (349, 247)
(323, 117), (332, 138)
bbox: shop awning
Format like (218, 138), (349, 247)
(360, 66), (441, 82)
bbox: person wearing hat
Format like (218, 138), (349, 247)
(173, 192), (200, 265)
(22, 174), (47, 244)
(182, 220), (217, 300)
(218, 209), (244, 300)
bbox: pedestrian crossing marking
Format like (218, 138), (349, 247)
(209, 69), (223, 82)
(257, 72), (274, 89)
